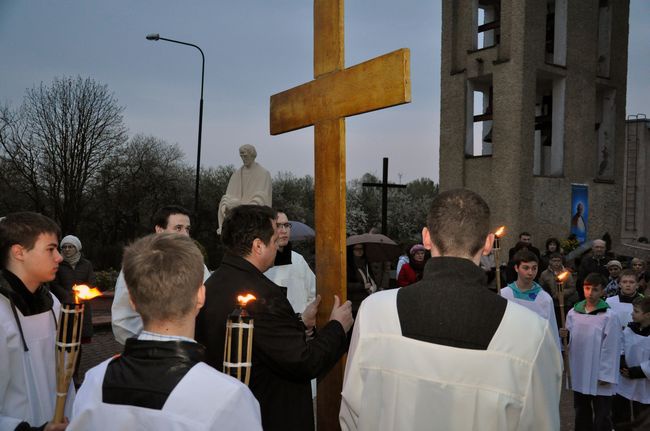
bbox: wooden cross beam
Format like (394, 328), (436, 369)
(362, 157), (407, 235)
(269, 1), (410, 429)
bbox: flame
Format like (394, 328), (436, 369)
(72, 284), (103, 303)
(237, 294), (256, 307)
(494, 226), (506, 238)
(556, 271), (570, 283)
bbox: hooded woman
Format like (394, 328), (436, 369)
(397, 244), (428, 287)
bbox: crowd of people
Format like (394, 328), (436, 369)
(1, 188), (650, 430)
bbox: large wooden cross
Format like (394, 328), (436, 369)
(362, 157), (407, 234)
(270, 1), (410, 429)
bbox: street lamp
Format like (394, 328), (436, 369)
(146, 33), (205, 216)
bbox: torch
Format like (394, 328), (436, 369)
(493, 226), (506, 296)
(53, 284), (102, 422)
(224, 294), (256, 386)
(556, 270), (571, 387)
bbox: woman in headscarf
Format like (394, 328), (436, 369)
(51, 235), (96, 384)
(397, 244), (428, 287)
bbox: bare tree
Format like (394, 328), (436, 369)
(0, 76), (127, 232)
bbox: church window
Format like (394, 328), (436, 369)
(534, 74), (565, 176)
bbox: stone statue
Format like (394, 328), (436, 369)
(218, 145), (272, 234)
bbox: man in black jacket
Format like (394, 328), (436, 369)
(196, 205), (353, 431)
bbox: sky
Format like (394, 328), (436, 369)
(0, 1), (648, 184)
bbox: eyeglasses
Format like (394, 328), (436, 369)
(61, 245), (76, 250)
(277, 223), (292, 230)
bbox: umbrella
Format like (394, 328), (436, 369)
(289, 221), (315, 241)
(346, 233), (401, 262)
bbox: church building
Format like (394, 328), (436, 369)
(439, 0), (630, 251)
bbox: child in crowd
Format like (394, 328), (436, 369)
(607, 269), (644, 331)
(613, 296), (650, 426)
(501, 250), (560, 350)
(68, 233), (261, 430)
(0, 212), (72, 431)
(562, 272), (621, 431)
(605, 260), (623, 297)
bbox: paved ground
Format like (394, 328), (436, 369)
(81, 294), (576, 429)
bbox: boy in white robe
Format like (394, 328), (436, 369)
(607, 269), (643, 331)
(0, 212), (72, 431)
(562, 272), (621, 431)
(501, 249), (561, 351)
(613, 296), (650, 425)
(340, 189), (562, 431)
(69, 233), (262, 430)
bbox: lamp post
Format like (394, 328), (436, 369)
(146, 33), (205, 215)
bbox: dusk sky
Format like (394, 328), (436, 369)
(1, 1), (648, 183)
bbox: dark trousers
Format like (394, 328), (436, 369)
(574, 391), (613, 431)
(612, 393), (649, 428)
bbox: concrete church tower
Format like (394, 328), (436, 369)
(439, 0), (630, 249)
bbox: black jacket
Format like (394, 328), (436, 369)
(195, 254), (347, 431)
(50, 258), (95, 339)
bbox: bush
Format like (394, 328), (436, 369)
(95, 269), (119, 292)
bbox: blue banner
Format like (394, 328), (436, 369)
(570, 184), (588, 243)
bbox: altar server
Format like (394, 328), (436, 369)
(614, 296), (650, 425)
(340, 189), (562, 431)
(69, 233), (261, 430)
(607, 269), (644, 331)
(563, 272), (621, 431)
(501, 249), (561, 350)
(0, 212), (72, 431)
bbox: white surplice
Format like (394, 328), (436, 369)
(566, 307), (621, 395)
(68, 359), (262, 431)
(340, 289), (562, 431)
(606, 295), (634, 331)
(264, 251), (316, 314)
(0, 294), (74, 430)
(501, 284), (561, 351)
(618, 326), (650, 403)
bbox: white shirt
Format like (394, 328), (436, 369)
(566, 306), (621, 395)
(111, 265), (211, 345)
(69, 359), (262, 431)
(264, 251), (316, 314)
(340, 289), (562, 431)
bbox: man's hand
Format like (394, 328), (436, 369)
(44, 418), (69, 431)
(301, 295), (321, 330)
(597, 380), (610, 386)
(329, 295), (354, 333)
(559, 328), (568, 338)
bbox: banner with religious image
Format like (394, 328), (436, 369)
(570, 184), (588, 243)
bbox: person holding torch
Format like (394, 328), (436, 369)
(68, 233), (261, 430)
(0, 212), (72, 431)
